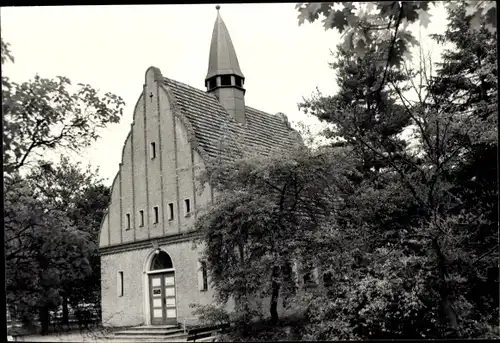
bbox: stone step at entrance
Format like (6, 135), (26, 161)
(122, 324), (180, 331)
(112, 324), (187, 342)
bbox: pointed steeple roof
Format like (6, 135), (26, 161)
(205, 6), (244, 81)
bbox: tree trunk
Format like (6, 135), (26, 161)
(235, 295), (250, 337)
(237, 244), (249, 337)
(62, 294), (69, 326)
(39, 306), (49, 335)
(270, 266), (280, 325)
(432, 237), (459, 336)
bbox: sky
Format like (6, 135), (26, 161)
(1, 3), (449, 186)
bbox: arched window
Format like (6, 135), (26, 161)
(151, 251), (173, 270)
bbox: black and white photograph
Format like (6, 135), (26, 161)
(2, 2), (498, 341)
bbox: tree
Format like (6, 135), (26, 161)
(296, 38), (434, 339)
(65, 182), (110, 322)
(195, 146), (352, 329)
(3, 37), (118, 334)
(296, 2), (497, 339)
(32, 157), (110, 324)
(4, 175), (93, 334)
(1, 34), (15, 65)
(1, 38), (125, 176)
(427, 3), (498, 333)
(295, 2), (497, 57)
(294, 1), (497, 104)
(4, 158), (110, 334)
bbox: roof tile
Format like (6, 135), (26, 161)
(164, 78), (301, 162)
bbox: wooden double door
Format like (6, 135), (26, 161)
(149, 272), (177, 325)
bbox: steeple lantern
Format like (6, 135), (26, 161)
(205, 6), (246, 124)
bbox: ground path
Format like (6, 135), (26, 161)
(9, 330), (188, 342)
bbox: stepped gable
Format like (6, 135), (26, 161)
(164, 77), (301, 162)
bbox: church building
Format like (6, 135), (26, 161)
(98, 6), (301, 327)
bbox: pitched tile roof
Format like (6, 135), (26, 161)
(164, 78), (302, 163)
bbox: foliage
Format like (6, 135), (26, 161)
(66, 183), (110, 316)
(196, 146), (353, 325)
(3, 38), (115, 332)
(196, 2), (497, 340)
(294, 2), (498, 340)
(188, 304), (308, 342)
(227, 317), (305, 342)
(189, 304), (232, 326)
(301, 210), (498, 338)
(296, 2), (496, 61)
(4, 175), (93, 326)
(1, 37), (125, 176)
(1, 34), (15, 65)
(26, 157), (110, 312)
(4, 158), (110, 331)
(294, 1), (496, 100)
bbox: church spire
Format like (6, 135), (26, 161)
(206, 6), (244, 81)
(206, 6), (246, 124)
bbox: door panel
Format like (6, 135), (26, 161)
(166, 309), (176, 318)
(165, 276), (175, 285)
(163, 273), (177, 324)
(150, 274), (164, 325)
(149, 272), (177, 325)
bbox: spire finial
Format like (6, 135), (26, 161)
(206, 3), (244, 81)
(215, 5), (220, 10)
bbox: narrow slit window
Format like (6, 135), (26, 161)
(150, 142), (156, 159)
(323, 271), (333, 288)
(139, 210), (144, 227)
(126, 213), (131, 230)
(303, 265), (318, 288)
(201, 261), (208, 291)
(184, 199), (191, 216)
(153, 206), (159, 224)
(283, 261), (294, 284)
(303, 272), (312, 285)
(168, 203), (174, 221)
(117, 271), (123, 297)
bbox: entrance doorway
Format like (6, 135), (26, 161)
(148, 251), (177, 325)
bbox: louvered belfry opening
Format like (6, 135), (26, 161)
(205, 6), (246, 124)
(206, 75), (245, 92)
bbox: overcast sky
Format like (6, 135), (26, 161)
(1, 3), (449, 185)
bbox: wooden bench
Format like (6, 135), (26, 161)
(186, 323), (230, 342)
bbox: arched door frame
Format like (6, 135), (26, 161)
(142, 248), (177, 326)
